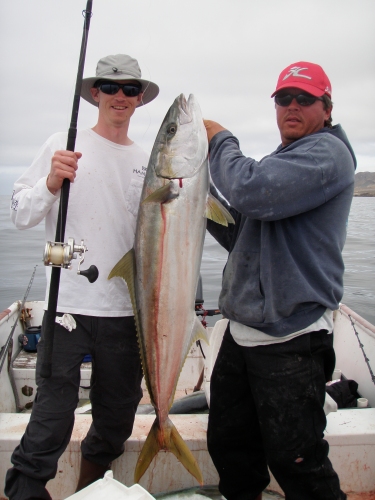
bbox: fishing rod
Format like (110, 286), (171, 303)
(0, 266), (37, 375)
(40, 0), (97, 379)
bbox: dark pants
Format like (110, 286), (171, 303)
(207, 326), (346, 500)
(5, 313), (143, 500)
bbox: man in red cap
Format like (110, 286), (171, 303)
(204, 62), (355, 499)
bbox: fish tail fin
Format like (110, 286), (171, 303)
(168, 418), (204, 485)
(134, 417), (203, 485)
(134, 417), (162, 484)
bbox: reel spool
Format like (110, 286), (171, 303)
(43, 237), (98, 283)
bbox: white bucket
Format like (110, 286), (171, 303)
(65, 471), (155, 500)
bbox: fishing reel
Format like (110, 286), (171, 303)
(43, 238), (99, 283)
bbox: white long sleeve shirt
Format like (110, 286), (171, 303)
(11, 129), (149, 316)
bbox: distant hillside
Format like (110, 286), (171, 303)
(354, 171), (375, 197)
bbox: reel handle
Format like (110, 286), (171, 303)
(79, 265), (99, 283)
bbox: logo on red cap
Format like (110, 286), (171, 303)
(283, 66), (312, 81)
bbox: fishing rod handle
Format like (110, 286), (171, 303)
(40, 266), (61, 378)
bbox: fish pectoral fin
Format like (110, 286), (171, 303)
(206, 193), (235, 226)
(191, 316), (209, 345)
(134, 417), (203, 485)
(142, 181), (179, 204)
(108, 249), (142, 344)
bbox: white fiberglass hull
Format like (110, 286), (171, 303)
(0, 301), (374, 498)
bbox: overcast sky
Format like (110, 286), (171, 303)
(0, 0), (374, 195)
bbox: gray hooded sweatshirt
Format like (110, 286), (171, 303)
(207, 125), (356, 336)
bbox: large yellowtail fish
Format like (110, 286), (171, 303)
(109, 94), (233, 484)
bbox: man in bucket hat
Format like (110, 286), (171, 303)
(203, 62), (356, 499)
(6, 54), (159, 499)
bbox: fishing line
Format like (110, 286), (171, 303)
(348, 313), (375, 387)
(136, 78), (154, 149)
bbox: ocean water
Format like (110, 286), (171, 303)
(0, 195), (374, 325)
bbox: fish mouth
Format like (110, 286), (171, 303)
(177, 94), (193, 125)
(154, 93), (207, 180)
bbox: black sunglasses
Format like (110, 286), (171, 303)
(275, 93), (323, 107)
(96, 82), (142, 97)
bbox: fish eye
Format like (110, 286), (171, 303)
(167, 123), (177, 136)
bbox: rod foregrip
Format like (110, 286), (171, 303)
(40, 266), (61, 378)
(39, 314), (54, 378)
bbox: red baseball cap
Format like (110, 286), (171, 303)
(271, 61), (332, 98)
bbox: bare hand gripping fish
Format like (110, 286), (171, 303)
(109, 94), (234, 484)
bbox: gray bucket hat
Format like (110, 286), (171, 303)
(80, 54), (159, 107)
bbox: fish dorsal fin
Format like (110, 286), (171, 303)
(142, 181), (179, 204)
(108, 250), (149, 389)
(206, 193), (235, 226)
(108, 248), (140, 333)
(108, 249), (136, 307)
